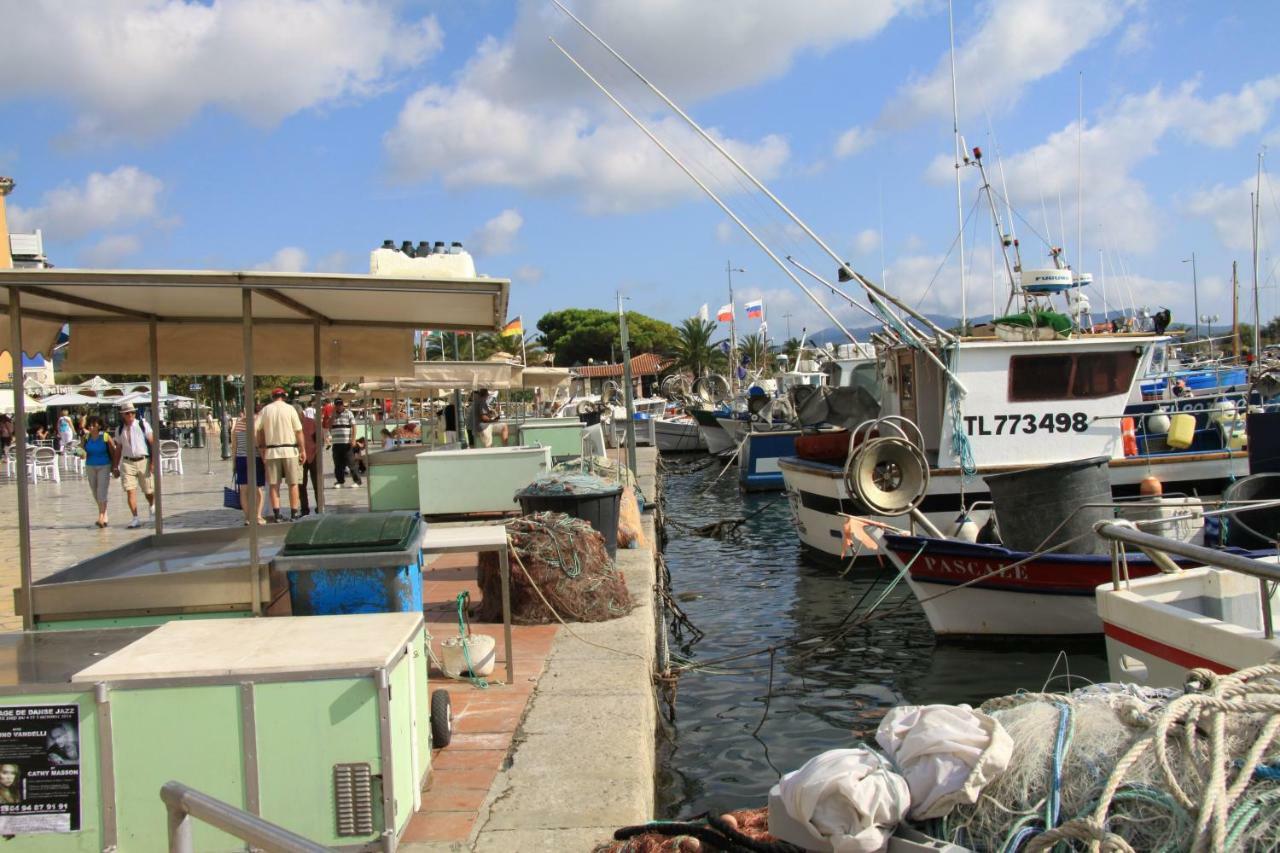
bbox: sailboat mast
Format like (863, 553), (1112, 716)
(948, 0), (967, 330)
(1232, 260), (1240, 360)
(1077, 72), (1084, 278)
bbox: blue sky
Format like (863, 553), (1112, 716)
(3, 0), (1280, 342)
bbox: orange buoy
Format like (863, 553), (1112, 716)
(1121, 416), (1138, 457)
(1139, 475), (1163, 497)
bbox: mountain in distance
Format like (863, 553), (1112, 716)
(803, 308), (1142, 345)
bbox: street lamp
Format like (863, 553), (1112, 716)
(1182, 253), (1199, 341)
(1200, 314), (1220, 357)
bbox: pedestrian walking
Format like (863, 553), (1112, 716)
(256, 388), (305, 522)
(81, 416), (114, 528)
(0, 414), (13, 460)
(298, 406), (320, 516)
(110, 402), (155, 529)
(328, 398), (361, 488)
(56, 409), (76, 451)
(232, 405), (266, 525)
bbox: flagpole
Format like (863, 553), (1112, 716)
(520, 317), (527, 365)
(727, 261), (741, 393)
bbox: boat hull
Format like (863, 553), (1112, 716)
(655, 417), (707, 453)
(738, 430), (799, 491)
(691, 409), (736, 455)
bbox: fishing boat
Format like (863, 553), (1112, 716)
(690, 406), (736, 455)
(1093, 522), (1280, 687)
(654, 413), (707, 452)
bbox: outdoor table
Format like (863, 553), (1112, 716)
(421, 524), (515, 685)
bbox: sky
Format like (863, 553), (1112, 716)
(3, 0), (1280, 344)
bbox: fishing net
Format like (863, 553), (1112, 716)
(554, 455), (640, 492)
(939, 666), (1280, 852)
(476, 511), (633, 624)
(591, 807), (779, 852)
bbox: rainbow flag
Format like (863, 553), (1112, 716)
(501, 317), (523, 337)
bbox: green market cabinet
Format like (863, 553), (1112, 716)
(0, 613), (434, 851)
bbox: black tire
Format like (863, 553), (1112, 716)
(430, 689), (453, 748)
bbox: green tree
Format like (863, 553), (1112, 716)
(782, 337), (801, 362)
(739, 332), (771, 377)
(673, 318), (721, 379)
(535, 308), (678, 365)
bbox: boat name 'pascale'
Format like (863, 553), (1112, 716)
(920, 555), (1028, 581)
(963, 412), (1089, 436)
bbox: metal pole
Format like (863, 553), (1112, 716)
(149, 317), (164, 535)
(618, 293), (638, 474)
(313, 323), (325, 514)
(160, 782), (329, 853)
(218, 377), (230, 459)
(1233, 261), (1241, 360)
(947, 0), (967, 330)
(1191, 251), (1199, 342)
(726, 262), (740, 393)
(243, 290), (261, 616)
(10, 287), (33, 630)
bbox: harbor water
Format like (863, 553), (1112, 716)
(655, 456), (1110, 817)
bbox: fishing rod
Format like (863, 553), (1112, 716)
(548, 37), (860, 346)
(550, 0), (959, 347)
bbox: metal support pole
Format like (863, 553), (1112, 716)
(149, 317), (164, 535)
(618, 294), (637, 474)
(160, 782), (328, 853)
(499, 546), (515, 685)
(313, 323), (325, 514)
(218, 375), (230, 459)
(243, 290), (261, 616)
(10, 287), (33, 630)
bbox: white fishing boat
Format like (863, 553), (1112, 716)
(781, 332), (1252, 561)
(1093, 522), (1280, 688)
(655, 413), (707, 452)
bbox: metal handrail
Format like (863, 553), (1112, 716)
(161, 781), (330, 853)
(1096, 521), (1278, 639)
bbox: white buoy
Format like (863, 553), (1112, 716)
(1146, 407), (1171, 434)
(954, 514), (979, 543)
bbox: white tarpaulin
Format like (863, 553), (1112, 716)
(875, 704), (1013, 820)
(776, 749), (909, 852)
(520, 366), (572, 389)
(0, 390), (46, 414)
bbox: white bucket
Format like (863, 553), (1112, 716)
(441, 634), (496, 678)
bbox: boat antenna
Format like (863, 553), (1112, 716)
(549, 0), (957, 345)
(948, 0), (967, 331)
(546, 38), (860, 346)
(1077, 71), (1084, 282)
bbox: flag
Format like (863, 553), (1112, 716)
(501, 316), (522, 337)
(697, 304), (709, 322)
(745, 299), (764, 320)
(759, 320), (768, 336)
(716, 303), (733, 322)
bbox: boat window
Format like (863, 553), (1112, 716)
(1008, 355), (1073, 401)
(1072, 351), (1139, 398)
(1008, 351), (1140, 401)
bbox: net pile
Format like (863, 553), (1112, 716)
(476, 511), (633, 624)
(592, 808), (779, 852)
(941, 666), (1280, 852)
(519, 471), (619, 496)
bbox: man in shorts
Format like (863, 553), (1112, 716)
(256, 388), (305, 522)
(111, 402), (155, 529)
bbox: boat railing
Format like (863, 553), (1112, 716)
(1095, 520), (1280, 640)
(160, 781), (329, 853)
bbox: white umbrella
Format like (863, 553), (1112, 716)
(0, 390), (46, 414)
(39, 392), (107, 407)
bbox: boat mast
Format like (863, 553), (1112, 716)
(1077, 72), (1084, 284)
(726, 261), (741, 393)
(1232, 260), (1240, 360)
(1253, 150), (1263, 357)
(948, 0), (967, 331)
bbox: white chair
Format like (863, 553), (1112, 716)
(159, 440), (183, 476)
(60, 440), (85, 475)
(31, 446), (59, 483)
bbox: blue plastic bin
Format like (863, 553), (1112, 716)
(271, 512), (424, 615)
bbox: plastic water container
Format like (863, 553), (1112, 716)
(1166, 413), (1196, 450)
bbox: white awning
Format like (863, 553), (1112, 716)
(0, 390), (46, 413)
(0, 268), (510, 377)
(520, 366), (572, 389)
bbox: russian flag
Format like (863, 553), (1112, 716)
(716, 303), (734, 322)
(745, 299), (764, 320)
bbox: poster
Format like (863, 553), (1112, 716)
(0, 705), (80, 834)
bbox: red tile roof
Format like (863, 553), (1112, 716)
(572, 353), (672, 378)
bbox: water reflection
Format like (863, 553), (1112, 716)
(656, 458), (1108, 817)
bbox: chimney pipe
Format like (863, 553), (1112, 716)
(0, 177), (14, 270)
(433, 241), (445, 254)
(416, 241), (431, 256)
(399, 240), (415, 257)
(451, 241), (463, 254)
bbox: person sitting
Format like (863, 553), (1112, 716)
(351, 438), (368, 475)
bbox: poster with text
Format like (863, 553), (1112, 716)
(0, 705), (80, 834)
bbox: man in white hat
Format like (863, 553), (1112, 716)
(110, 402), (155, 528)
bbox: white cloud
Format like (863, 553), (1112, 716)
(991, 76), (1280, 256)
(386, 0), (921, 212)
(253, 246), (309, 271)
(1117, 19), (1151, 54)
(8, 166), (164, 240)
(469, 209), (524, 256)
(514, 264), (544, 284)
(853, 228), (881, 255)
(313, 250), (354, 273)
(834, 126), (874, 158)
(881, 0), (1130, 128)
(1, 0), (442, 141)
(1185, 176), (1256, 252)
(80, 234), (142, 267)
(715, 221), (737, 244)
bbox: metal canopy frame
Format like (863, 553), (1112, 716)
(1, 268), (510, 630)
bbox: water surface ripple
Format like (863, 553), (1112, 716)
(655, 456), (1108, 816)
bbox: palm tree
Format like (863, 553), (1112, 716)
(782, 337), (802, 362)
(738, 332), (771, 377)
(673, 318), (719, 378)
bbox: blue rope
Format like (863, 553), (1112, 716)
(946, 348), (977, 477)
(1047, 702), (1073, 829)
